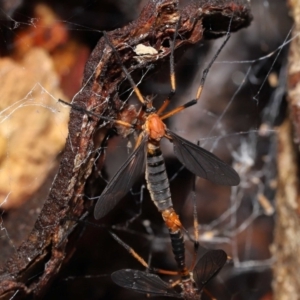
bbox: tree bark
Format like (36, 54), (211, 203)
(272, 1), (300, 299)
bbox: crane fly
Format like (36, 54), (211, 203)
(111, 249), (227, 299)
(92, 96), (238, 282)
(109, 168), (226, 300)
(91, 27), (240, 220)
(60, 23), (239, 278)
(94, 119), (240, 219)
(60, 26), (240, 221)
(91, 28), (238, 287)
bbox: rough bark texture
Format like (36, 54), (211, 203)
(287, 0), (300, 144)
(272, 120), (300, 300)
(272, 0), (300, 299)
(0, 0), (252, 299)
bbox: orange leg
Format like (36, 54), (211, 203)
(103, 31), (146, 105)
(157, 19), (180, 115)
(110, 231), (178, 276)
(160, 33), (231, 121)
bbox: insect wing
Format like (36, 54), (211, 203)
(193, 250), (227, 291)
(94, 135), (148, 219)
(167, 130), (240, 186)
(111, 269), (182, 298)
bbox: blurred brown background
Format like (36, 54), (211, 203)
(0, 0), (294, 299)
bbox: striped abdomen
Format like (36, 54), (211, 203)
(145, 143), (173, 211)
(146, 142), (190, 281)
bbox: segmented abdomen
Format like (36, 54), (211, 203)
(145, 143), (173, 211)
(146, 143), (190, 281)
(170, 230), (188, 275)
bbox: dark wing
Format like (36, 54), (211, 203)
(193, 250), (227, 291)
(111, 269), (182, 298)
(94, 135), (148, 219)
(167, 130), (240, 186)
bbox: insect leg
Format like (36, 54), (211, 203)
(102, 31), (146, 105)
(157, 18), (181, 115)
(58, 98), (134, 128)
(110, 231), (178, 276)
(160, 33), (231, 121)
